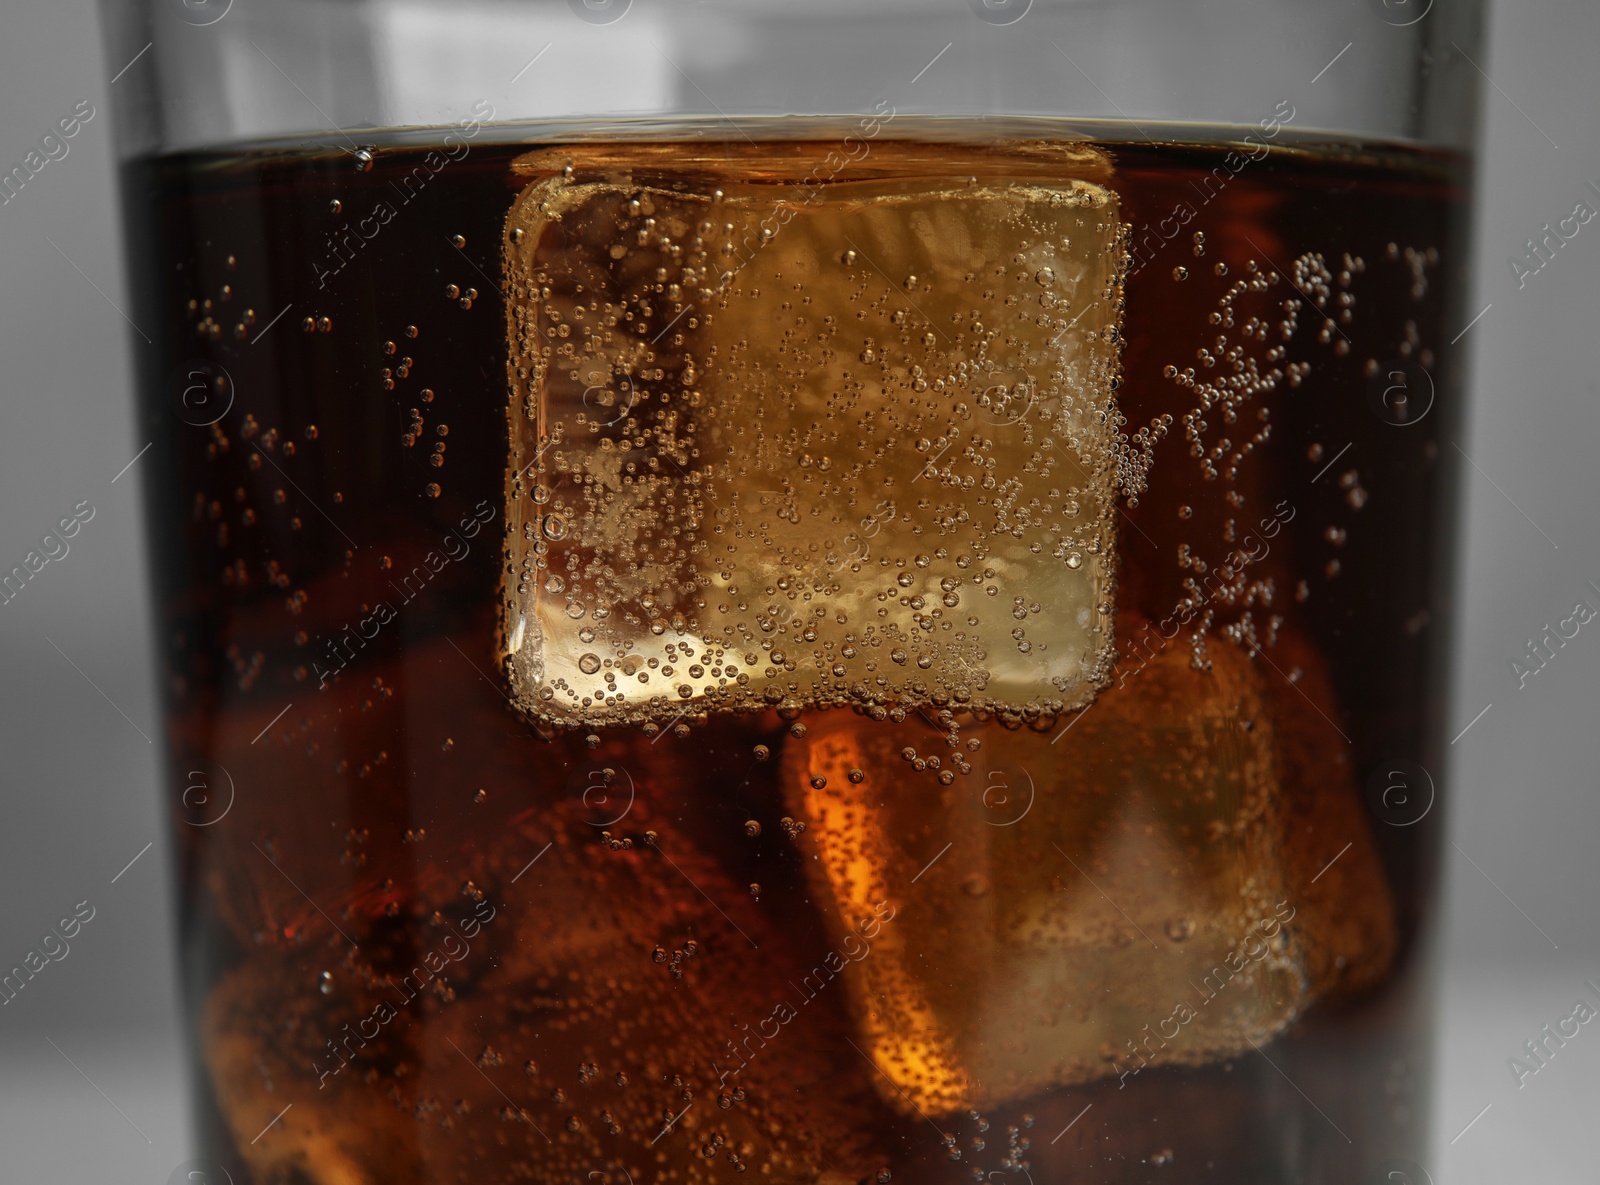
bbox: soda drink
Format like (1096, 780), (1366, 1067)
(122, 124), (1465, 1183)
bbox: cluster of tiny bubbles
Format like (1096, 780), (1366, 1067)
(1155, 248), (1311, 663)
(650, 939), (700, 979)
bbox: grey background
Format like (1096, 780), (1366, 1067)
(0, 0), (1595, 1179)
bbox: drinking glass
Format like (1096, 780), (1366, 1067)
(99, 1), (1481, 1181)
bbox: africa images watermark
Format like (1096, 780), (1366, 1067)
(312, 101), (496, 290)
(0, 99), (95, 208)
(714, 100), (896, 291)
(1126, 101), (1297, 278)
(1, 498), (95, 607)
(312, 893), (499, 1088)
(1506, 976), (1600, 1091)
(1110, 899), (1296, 1088)
(1116, 499), (1296, 687)
(1507, 579), (1599, 690)
(307, 500), (496, 688)
(0, 899), (97, 1007)
(1508, 179), (1599, 291)
(708, 900), (898, 1096)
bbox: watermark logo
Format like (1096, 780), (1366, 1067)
(174, 360), (234, 426)
(1508, 977), (1600, 1090)
(568, 0), (632, 24)
(1509, 183), (1598, 290)
(0, 499), (93, 609)
(168, 1162), (234, 1185)
(167, 0), (233, 27)
(1366, 361), (1433, 426)
(0, 100), (95, 210)
(570, 764), (636, 827)
(977, 767), (1035, 827)
(313, 104), (494, 290)
(1510, 583), (1598, 690)
(974, 370), (1038, 427)
(968, 0), (1032, 26)
(581, 373), (638, 427)
(1368, 0), (1432, 27)
(0, 900), (95, 1007)
(1369, 1159), (1432, 1185)
(180, 761), (235, 827)
(1364, 759), (1433, 827)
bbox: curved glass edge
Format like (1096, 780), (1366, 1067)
(98, 0), (1483, 160)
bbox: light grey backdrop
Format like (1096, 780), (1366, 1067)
(0, 0), (1594, 1180)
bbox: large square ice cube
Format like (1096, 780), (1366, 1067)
(498, 141), (1125, 726)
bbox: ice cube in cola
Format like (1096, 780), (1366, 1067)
(499, 142), (1125, 727)
(782, 629), (1396, 1114)
(199, 641), (889, 1185)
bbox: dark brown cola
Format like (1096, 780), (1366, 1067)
(119, 123), (1467, 1184)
